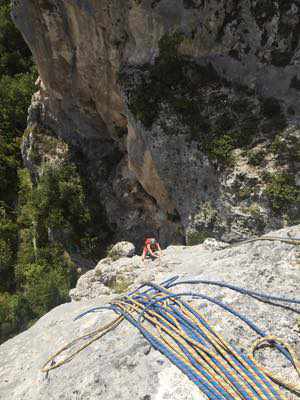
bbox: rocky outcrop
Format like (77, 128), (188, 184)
(69, 240), (163, 301)
(0, 225), (299, 399)
(108, 241), (136, 258)
(12, 0), (300, 247)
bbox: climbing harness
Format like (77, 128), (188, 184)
(42, 278), (300, 399)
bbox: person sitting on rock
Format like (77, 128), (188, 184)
(142, 237), (162, 261)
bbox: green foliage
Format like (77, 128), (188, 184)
(0, 136), (20, 204)
(0, 1), (81, 344)
(9, 165), (80, 340)
(158, 31), (184, 62)
(0, 1), (33, 76)
(17, 162), (96, 260)
(0, 70), (37, 135)
(106, 245), (121, 262)
(248, 203), (262, 218)
(0, 206), (18, 292)
(205, 135), (235, 166)
(17, 258), (73, 317)
(271, 133), (300, 165)
(247, 149), (266, 166)
(0, 0), (36, 208)
(0, 292), (32, 343)
(111, 277), (133, 294)
(33, 163), (90, 235)
(186, 230), (209, 246)
(122, 32), (287, 166)
(264, 172), (300, 213)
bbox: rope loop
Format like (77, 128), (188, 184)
(251, 335), (300, 395)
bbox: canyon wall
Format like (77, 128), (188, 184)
(12, 0), (300, 249)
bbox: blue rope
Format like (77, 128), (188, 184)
(117, 292), (282, 399)
(133, 292), (282, 399)
(72, 277), (298, 399)
(73, 277), (180, 321)
(144, 301), (252, 399)
(74, 305), (113, 321)
(138, 283), (293, 363)
(167, 279), (300, 305)
(110, 304), (222, 399)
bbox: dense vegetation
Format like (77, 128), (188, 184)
(0, 1), (81, 343)
(122, 33), (288, 167)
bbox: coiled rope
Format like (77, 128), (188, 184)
(42, 279), (300, 399)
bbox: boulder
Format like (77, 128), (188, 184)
(108, 241), (136, 258)
(202, 238), (229, 251)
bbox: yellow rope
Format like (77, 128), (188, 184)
(250, 335), (300, 395)
(152, 286), (283, 399)
(41, 315), (123, 373)
(116, 299), (242, 398)
(41, 287), (299, 400)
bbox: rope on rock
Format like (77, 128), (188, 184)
(251, 335), (300, 394)
(229, 236), (300, 248)
(42, 279), (300, 399)
(41, 314), (123, 373)
(167, 279), (300, 305)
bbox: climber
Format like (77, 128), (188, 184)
(141, 237), (162, 261)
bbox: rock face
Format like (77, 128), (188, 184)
(1, 225), (299, 400)
(11, 0), (300, 247)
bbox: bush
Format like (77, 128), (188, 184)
(35, 164), (89, 223)
(247, 149), (266, 166)
(0, 71), (36, 136)
(186, 230), (209, 246)
(0, 208), (18, 291)
(20, 261), (71, 316)
(264, 173), (300, 213)
(0, 136), (20, 204)
(0, 292), (32, 343)
(206, 135), (235, 166)
(0, 1), (33, 76)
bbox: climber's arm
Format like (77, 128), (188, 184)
(156, 243), (162, 256)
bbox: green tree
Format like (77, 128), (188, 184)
(0, 206), (18, 291)
(0, 1), (33, 76)
(0, 71), (36, 136)
(0, 0), (38, 342)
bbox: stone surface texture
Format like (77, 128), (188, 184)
(11, 0), (300, 248)
(1, 225), (299, 400)
(109, 241), (136, 258)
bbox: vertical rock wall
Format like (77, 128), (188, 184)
(12, 0), (300, 247)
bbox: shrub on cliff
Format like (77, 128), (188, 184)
(264, 172), (300, 214)
(122, 32), (287, 166)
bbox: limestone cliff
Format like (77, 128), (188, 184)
(12, 0), (300, 249)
